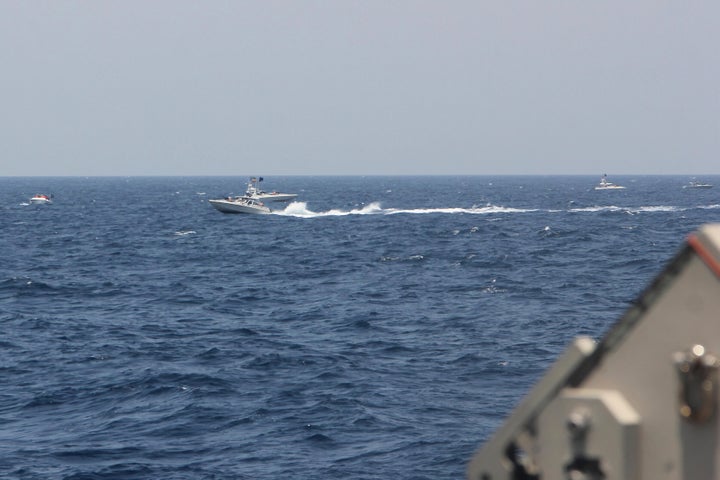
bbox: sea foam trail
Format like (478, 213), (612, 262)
(274, 202), (384, 217)
(569, 205), (708, 214)
(274, 201), (718, 218)
(274, 202), (537, 217)
(386, 205), (538, 215)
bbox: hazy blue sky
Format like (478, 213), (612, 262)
(1, 1), (718, 176)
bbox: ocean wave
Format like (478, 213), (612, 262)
(4, 175), (719, 480)
(0, 276), (60, 296)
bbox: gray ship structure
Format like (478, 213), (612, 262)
(468, 223), (720, 480)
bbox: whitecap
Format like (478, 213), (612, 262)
(482, 278), (506, 294)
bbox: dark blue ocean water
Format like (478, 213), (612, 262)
(1, 175), (719, 479)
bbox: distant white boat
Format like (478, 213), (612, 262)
(594, 174), (625, 190)
(684, 180), (713, 189)
(245, 177), (297, 202)
(29, 194), (53, 204)
(209, 196), (271, 214)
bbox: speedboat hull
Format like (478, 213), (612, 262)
(209, 197), (271, 214)
(30, 195), (53, 204)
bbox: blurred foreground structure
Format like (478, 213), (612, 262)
(468, 224), (720, 480)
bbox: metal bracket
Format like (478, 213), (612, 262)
(673, 344), (719, 424)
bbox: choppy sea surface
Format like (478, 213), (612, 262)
(1, 175), (719, 479)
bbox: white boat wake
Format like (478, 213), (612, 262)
(270, 201), (720, 218)
(272, 202), (538, 217)
(273, 202), (384, 217)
